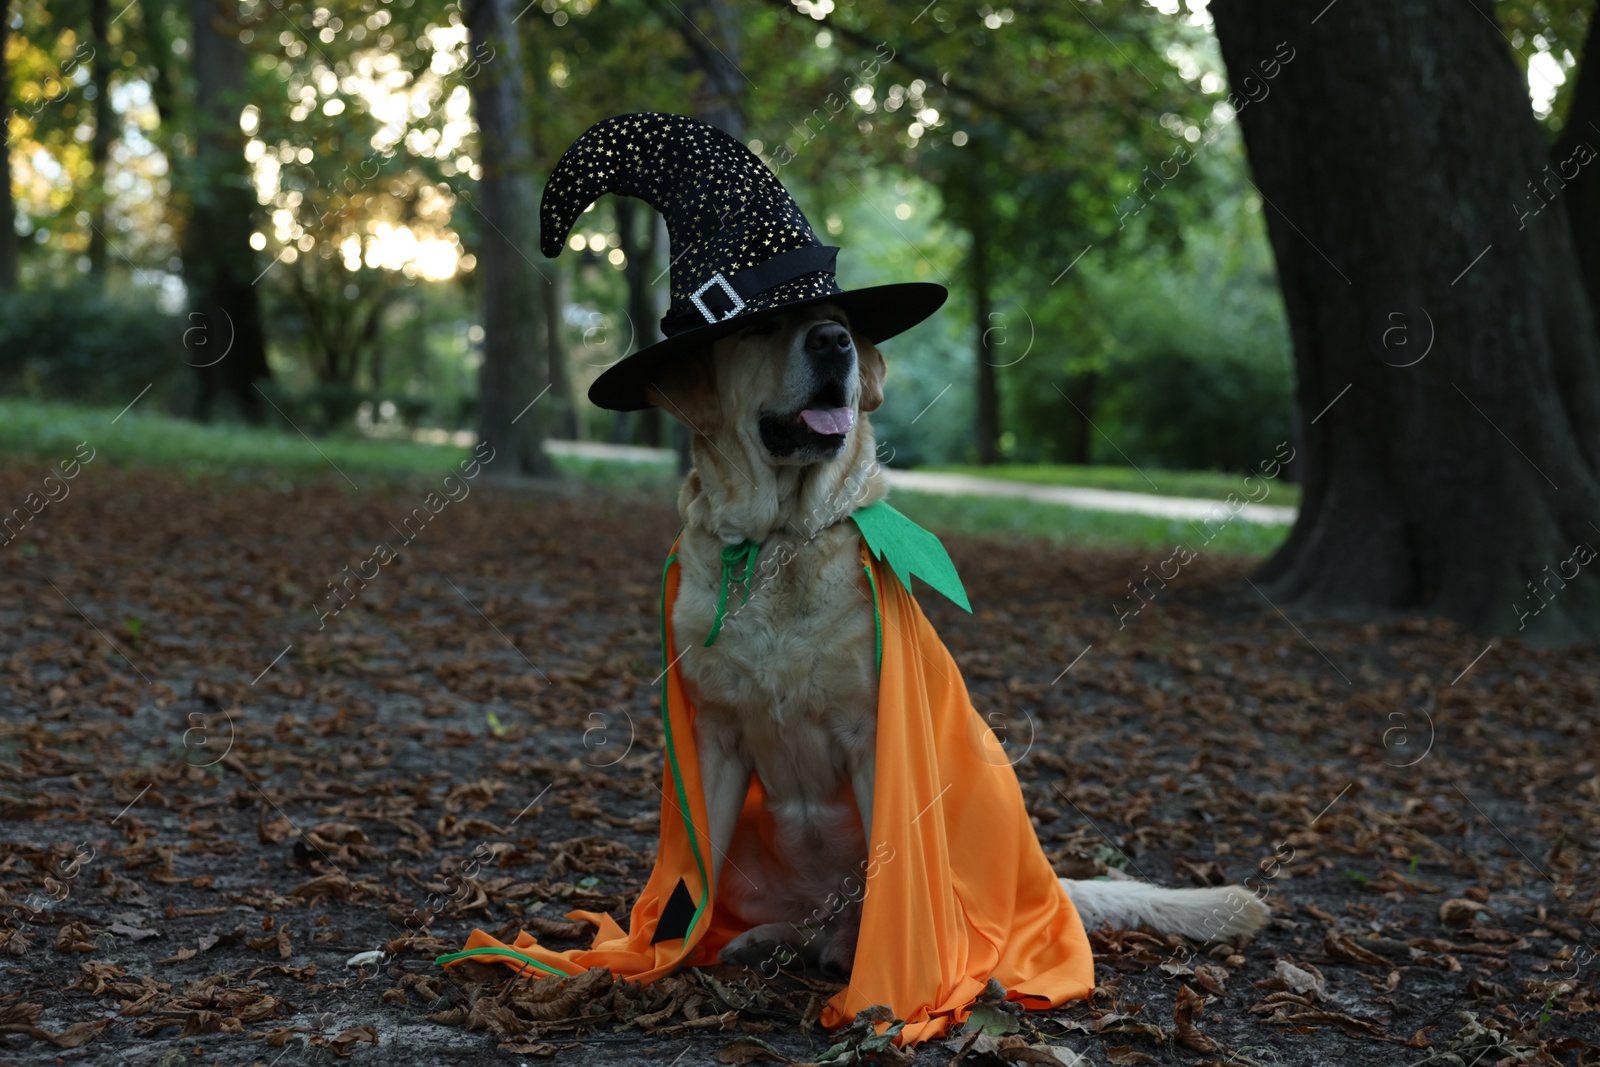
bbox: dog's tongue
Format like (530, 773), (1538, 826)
(799, 407), (855, 436)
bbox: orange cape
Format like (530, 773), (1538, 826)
(443, 540), (1094, 1042)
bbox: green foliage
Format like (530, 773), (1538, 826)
(1004, 188), (1293, 472)
(0, 281), (189, 408)
(1495, 0), (1593, 132)
(518, 0), (1247, 466)
(1095, 306), (1291, 471)
(1098, 332), (1292, 473)
(774, 0), (1214, 247)
(16, 0), (1499, 478)
(821, 173), (974, 466)
(253, 380), (370, 435)
(239, 0), (462, 390)
(869, 318), (975, 467)
(260, 275), (484, 431)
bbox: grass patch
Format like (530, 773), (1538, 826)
(0, 399), (1290, 555)
(0, 399), (677, 490)
(0, 399), (473, 484)
(549, 453), (677, 493)
(929, 462), (1302, 508)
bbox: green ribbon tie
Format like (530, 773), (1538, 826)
(703, 539), (760, 647)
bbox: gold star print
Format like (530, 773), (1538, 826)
(538, 113), (888, 375)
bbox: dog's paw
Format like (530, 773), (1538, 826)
(817, 920), (858, 979)
(719, 923), (802, 969)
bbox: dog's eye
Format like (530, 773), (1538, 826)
(741, 321), (779, 338)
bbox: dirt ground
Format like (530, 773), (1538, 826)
(2, 461), (1598, 1067)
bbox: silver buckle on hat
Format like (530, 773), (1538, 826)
(689, 272), (746, 324)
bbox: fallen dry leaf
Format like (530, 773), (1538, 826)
(498, 1041), (559, 1056)
(327, 1024), (380, 1056)
(1105, 1048), (1159, 1066)
(1173, 985), (1220, 1054)
(3, 462), (1595, 1067)
(1439, 898), (1489, 926)
(107, 923), (159, 940)
(1256, 959), (1326, 999)
(716, 1036), (788, 1063)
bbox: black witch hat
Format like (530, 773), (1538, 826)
(540, 113), (948, 412)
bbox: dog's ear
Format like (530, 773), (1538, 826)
(855, 334), (886, 414)
(647, 350), (721, 432)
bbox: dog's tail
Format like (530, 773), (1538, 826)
(1060, 877), (1269, 943)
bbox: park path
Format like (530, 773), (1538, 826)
(543, 440), (1298, 526)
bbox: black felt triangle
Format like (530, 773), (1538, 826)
(650, 877), (697, 944)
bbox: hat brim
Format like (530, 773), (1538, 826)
(587, 282), (948, 412)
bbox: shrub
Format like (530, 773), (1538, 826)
(0, 281), (190, 409)
(1005, 206), (1294, 473)
(1100, 344), (1292, 471)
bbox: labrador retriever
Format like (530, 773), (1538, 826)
(647, 303), (1269, 976)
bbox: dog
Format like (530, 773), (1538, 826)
(647, 303), (1270, 977)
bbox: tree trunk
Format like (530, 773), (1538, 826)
(465, 0), (552, 476)
(1555, 5), (1600, 348)
(611, 198), (636, 444)
(669, 0), (742, 472)
(613, 198), (638, 445)
(616, 197), (664, 445)
(639, 213), (670, 447)
(1212, 0), (1600, 642)
(0, 0), (18, 291)
(88, 0), (115, 279)
(972, 225), (999, 465)
(678, 0), (744, 139)
(1063, 369), (1096, 465)
(186, 0), (271, 421)
(544, 258), (578, 438)
(144, 0), (181, 133)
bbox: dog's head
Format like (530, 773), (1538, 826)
(648, 302), (885, 468)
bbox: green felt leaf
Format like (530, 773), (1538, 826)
(852, 501), (972, 613)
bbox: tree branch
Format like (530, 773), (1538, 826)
(757, 0), (1045, 139)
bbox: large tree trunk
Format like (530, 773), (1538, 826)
(186, 0), (270, 421)
(1062, 370), (1096, 465)
(668, 0), (743, 472)
(972, 225), (999, 465)
(678, 0), (744, 139)
(613, 199), (638, 445)
(1555, 5), (1600, 348)
(0, 0), (17, 291)
(88, 0), (115, 279)
(544, 259), (577, 439)
(144, 0), (182, 140)
(466, 0), (552, 476)
(1212, 0), (1600, 642)
(646, 214), (669, 446)
(616, 197), (664, 445)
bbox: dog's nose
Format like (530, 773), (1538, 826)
(804, 322), (854, 371)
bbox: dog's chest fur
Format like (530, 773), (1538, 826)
(673, 522), (877, 812)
